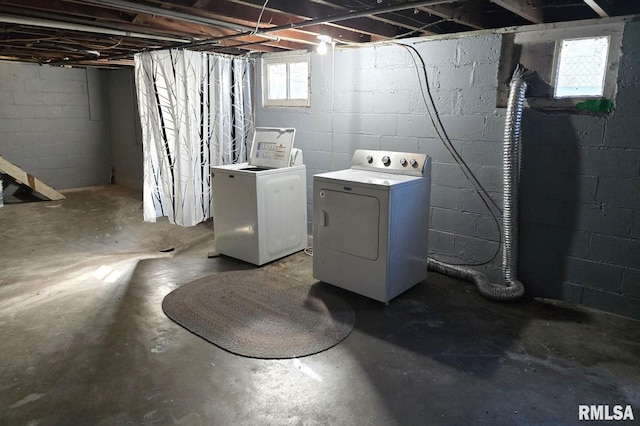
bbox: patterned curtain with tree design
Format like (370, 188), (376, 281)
(134, 49), (253, 226)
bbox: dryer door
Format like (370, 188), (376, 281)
(315, 189), (380, 260)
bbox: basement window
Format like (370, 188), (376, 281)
(554, 36), (609, 98)
(262, 54), (310, 107)
(498, 23), (623, 112)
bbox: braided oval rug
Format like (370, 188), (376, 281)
(162, 270), (355, 359)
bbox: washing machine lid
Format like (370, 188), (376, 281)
(248, 127), (296, 169)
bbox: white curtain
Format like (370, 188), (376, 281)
(134, 49), (253, 226)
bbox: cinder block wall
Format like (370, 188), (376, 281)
(107, 68), (143, 192)
(256, 34), (506, 280)
(255, 24), (640, 319)
(0, 61), (111, 189)
(519, 21), (640, 318)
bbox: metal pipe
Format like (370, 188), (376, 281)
(0, 14), (190, 43)
(52, 0), (455, 63)
(78, 0), (255, 33)
(36, 41), (100, 56)
(266, 0), (454, 31)
(184, 0), (455, 49)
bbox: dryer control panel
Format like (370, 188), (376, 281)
(351, 149), (430, 177)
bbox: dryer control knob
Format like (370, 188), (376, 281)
(382, 156), (391, 166)
(400, 158), (408, 167)
(410, 159), (419, 168)
(366, 155), (374, 164)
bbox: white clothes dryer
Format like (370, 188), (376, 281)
(313, 149), (431, 303)
(211, 128), (307, 266)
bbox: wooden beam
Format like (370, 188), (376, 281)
(0, 5), (193, 43)
(3, 0), (136, 23)
(491, 0), (543, 24)
(130, 14), (233, 39)
(310, 0), (438, 36)
(221, 0), (402, 38)
(185, 0), (374, 42)
(0, 155), (65, 200)
(192, 0), (212, 8)
(126, 0), (368, 44)
(418, 4), (488, 30)
(147, 0), (358, 45)
(583, 0), (610, 17)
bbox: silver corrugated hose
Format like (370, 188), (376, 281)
(428, 65), (528, 301)
(427, 257), (524, 300)
(501, 66), (527, 295)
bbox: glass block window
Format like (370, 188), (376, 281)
(554, 36), (610, 98)
(263, 55), (310, 107)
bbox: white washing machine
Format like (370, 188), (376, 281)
(313, 149), (431, 303)
(211, 127), (307, 266)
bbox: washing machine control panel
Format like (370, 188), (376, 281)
(351, 150), (430, 176)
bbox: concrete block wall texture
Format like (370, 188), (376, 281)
(255, 22), (640, 319)
(519, 20), (640, 319)
(0, 61), (111, 189)
(107, 69), (143, 192)
(256, 33), (508, 283)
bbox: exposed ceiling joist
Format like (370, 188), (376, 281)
(224, 0), (401, 39)
(75, 0), (254, 33)
(491, 0), (544, 24)
(41, 0), (455, 65)
(130, 0), (460, 51)
(418, 3), (488, 30)
(583, 0), (611, 17)
(178, 0), (368, 44)
(7, 0), (132, 23)
(301, 0), (438, 37)
(1, 0), (638, 66)
(263, 0), (456, 31)
(0, 13), (190, 43)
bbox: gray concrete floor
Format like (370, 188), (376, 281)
(1, 185), (639, 425)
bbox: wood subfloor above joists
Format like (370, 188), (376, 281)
(0, 0), (637, 66)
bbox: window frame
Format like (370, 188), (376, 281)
(552, 35), (611, 99)
(262, 53), (311, 108)
(498, 22), (624, 111)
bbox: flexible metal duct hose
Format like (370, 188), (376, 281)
(427, 257), (522, 300)
(501, 67), (527, 296)
(427, 66), (528, 301)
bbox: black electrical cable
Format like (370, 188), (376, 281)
(396, 43), (502, 214)
(394, 42), (502, 267)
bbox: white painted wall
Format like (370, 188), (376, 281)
(255, 23), (640, 319)
(0, 61), (111, 189)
